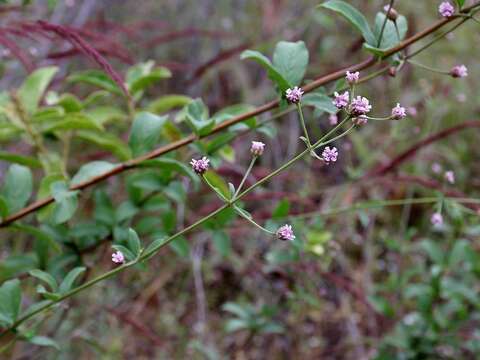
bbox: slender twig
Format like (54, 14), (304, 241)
(377, 0), (395, 48)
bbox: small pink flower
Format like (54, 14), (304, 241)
(276, 224), (295, 241)
(351, 96), (372, 116)
(391, 103), (407, 120)
(112, 251), (125, 264)
(322, 146), (338, 164)
(383, 5), (399, 20)
(445, 171), (455, 184)
(431, 212), (443, 227)
(432, 163), (442, 174)
(285, 87), (304, 103)
(190, 157), (210, 175)
(353, 115), (368, 126)
(333, 91), (349, 109)
(346, 71), (360, 85)
(250, 141), (265, 156)
(329, 114), (338, 126)
(439, 1), (455, 18)
(450, 65), (468, 78)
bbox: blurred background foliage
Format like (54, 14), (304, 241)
(0, 0), (479, 359)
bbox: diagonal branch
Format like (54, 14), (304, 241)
(0, 6), (478, 228)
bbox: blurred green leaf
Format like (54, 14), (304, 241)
(50, 181), (78, 224)
(147, 95), (192, 114)
(41, 113), (103, 133)
(27, 335), (60, 350)
(0, 279), (21, 326)
(1, 164), (32, 214)
(169, 236), (190, 257)
(71, 161), (116, 186)
(77, 130), (131, 161)
(68, 70), (123, 95)
(213, 231), (231, 257)
(138, 158), (199, 185)
(127, 228), (141, 257)
(302, 92), (337, 114)
(29, 269), (58, 292)
(129, 68), (171, 95)
(185, 98), (215, 136)
(128, 112), (167, 156)
(18, 66), (58, 114)
(0, 151), (41, 168)
(58, 267), (86, 294)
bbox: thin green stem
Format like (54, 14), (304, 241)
(234, 208), (274, 234)
(406, 59), (450, 75)
(234, 156), (257, 198)
(296, 103), (311, 147)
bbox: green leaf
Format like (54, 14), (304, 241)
(36, 174), (65, 222)
(419, 239), (444, 264)
(147, 95), (192, 114)
(12, 224), (61, 253)
(144, 237), (169, 257)
(28, 335), (60, 350)
(203, 171), (230, 199)
(41, 113), (103, 133)
(0, 195), (8, 219)
(128, 112), (167, 157)
(212, 104), (257, 131)
(272, 199), (290, 219)
(0, 151), (41, 168)
(68, 70), (123, 95)
(0, 279), (21, 326)
(129, 68), (171, 95)
(76, 130), (131, 161)
(29, 269), (58, 292)
(138, 158), (199, 185)
(184, 98), (215, 136)
(58, 267), (86, 294)
(302, 93), (337, 114)
(364, 12), (408, 56)
(212, 231), (231, 257)
(319, 1), (376, 45)
(240, 50), (291, 91)
(17, 66), (58, 114)
(50, 181), (78, 224)
(455, 0), (465, 8)
(1, 164), (33, 213)
(368, 295), (395, 317)
(272, 41), (309, 87)
(127, 228), (141, 257)
(71, 161), (116, 186)
(56, 93), (83, 112)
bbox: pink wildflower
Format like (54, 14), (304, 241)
(445, 171), (455, 184)
(112, 251), (125, 264)
(250, 141), (265, 156)
(351, 96), (372, 116)
(431, 212), (443, 227)
(333, 91), (349, 109)
(439, 2), (455, 17)
(190, 157), (210, 175)
(285, 87), (304, 103)
(346, 71), (360, 85)
(391, 103), (407, 120)
(322, 146), (338, 164)
(276, 224), (295, 241)
(450, 65), (468, 78)
(329, 114), (338, 126)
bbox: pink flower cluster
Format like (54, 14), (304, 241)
(112, 251), (125, 264)
(322, 146), (338, 164)
(439, 1), (455, 18)
(450, 65), (468, 78)
(391, 103), (407, 120)
(277, 224), (295, 241)
(333, 91), (349, 109)
(286, 87), (304, 103)
(250, 141), (265, 156)
(431, 212), (443, 227)
(190, 157), (210, 175)
(346, 71), (359, 85)
(351, 96), (372, 116)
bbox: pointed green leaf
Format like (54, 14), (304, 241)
(319, 1), (376, 45)
(29, 269), (58, 292)
(240, 50), (291, 91)
(0, 279), (22, 326)
(18, 66), (58, 114)
(127, 228), (141, 256)
(1, 164), (32, 213)
(50, 181), (78, 224)
(272, 41), (309, 87)
(128, 112), (167, 157)
(0, 151), (41, 168)
(71, 161), (116, 186)
(58, 267), (86, 294)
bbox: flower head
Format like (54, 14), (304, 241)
(333, 91), (350, 109)
(250, 141), (265, 156)
(322, 146), (338, 164)
(353, 115), (368, 126)
(351, 96), (372, 116)
(329, 113), (338, 126)
(285, 86), (304, 104)
(439, 1), (455, 18)
(432, 163), (442, 174)
(391, 103), (407, 120)
(346, 71), (360, 85)
(112, 251), (125, 264)
(445, 170), (455, 184)
(450, 64), (468, 78)
(431, 212), (443, 227)
(190, 157), (210, 175)
(276, 224), (295, 241)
